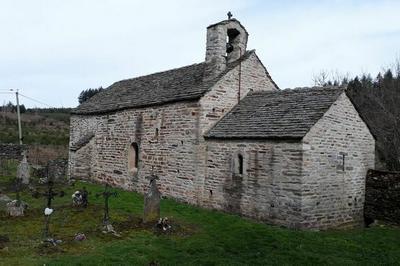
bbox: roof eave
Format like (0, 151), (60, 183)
(71, 95), (202, 116)
(204, 135), (303, 141)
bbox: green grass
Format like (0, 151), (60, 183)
(1, 176), (400, 266)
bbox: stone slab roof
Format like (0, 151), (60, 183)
(206, 86), (345, 139)
(72, 51), (256, 115)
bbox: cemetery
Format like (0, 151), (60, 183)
(1, 157), (400, 265)
(1, 5), (400, 265)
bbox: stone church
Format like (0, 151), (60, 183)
(69, 17), (375, 229)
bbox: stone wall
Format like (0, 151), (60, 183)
(0, 144), (26, 160)
(33, 159), (68, 181)
(205, 19), (248, 77)
(48, 159), (68, 181)
(202, 140), (303, 228)
(69, 51), (277, 206)
(194, 52), (277, 203)
(200, 52), (277, 135)
(301, 92), (375, 229)
(365, 169), (400, 225)
(69, 100), (202, 204)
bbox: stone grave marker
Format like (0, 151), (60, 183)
(6, 177), (27, 216)
(17, 153), (30, 185)
(143, 173), (161, 224)
(0, 189), (11, 210)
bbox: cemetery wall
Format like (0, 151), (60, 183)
(0, 144), (26, 160)
(365, 169), (400, 225)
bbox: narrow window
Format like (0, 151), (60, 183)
(128, 142), (139, 175)
(238, 154), (244, 175)
(342, 154), (346, 171)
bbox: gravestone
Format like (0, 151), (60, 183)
(6, 176), (28, 216)
(6, 200), (27, 216)
(17, 153), (30, 185)
(143, 174), (161, 223)
(0, 192), (11, 210)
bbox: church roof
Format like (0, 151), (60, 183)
(206, 86), (345, 140)
(72, 50), (256, 115)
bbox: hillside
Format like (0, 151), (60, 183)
(0, 110), (70, 145)
(0, 109), (71, 164)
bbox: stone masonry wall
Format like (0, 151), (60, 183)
(194, 52), (277, 203)
(203, 140), (303, 228)
(69, 137), (94, 180)
(69, 100), (202, 204)
(200, 52), (277, 135)
(0, 144), (27, 160)
(69, 51), (277, 207)
(301, 92), (375, 229)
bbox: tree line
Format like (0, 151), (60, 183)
(0, 103), (71, 114)
(78, 87), (104, 104)
(313, 59), (400, 171)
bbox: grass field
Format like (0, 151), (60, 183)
(1, 174), (400, 266)
(0, 112), (69, 145)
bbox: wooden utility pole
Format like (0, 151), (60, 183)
(15, 89), (23, 144)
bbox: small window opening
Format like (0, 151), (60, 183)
(238, 154), (244, 175)
(128, 142), (139, 175)
(155, 128), (159, 138)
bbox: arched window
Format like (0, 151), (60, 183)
(237, 154), (244, 175)
(128, 142), (139, 175)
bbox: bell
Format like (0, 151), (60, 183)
(226, 42), (234, 53)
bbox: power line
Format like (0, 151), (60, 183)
(0, 89), (54, 108)
(19, 93), (54, 108)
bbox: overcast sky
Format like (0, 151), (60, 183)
(1, 0), (399, 108)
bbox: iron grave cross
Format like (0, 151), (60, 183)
(96, 184), (117, 225)
(32, 179), (65, 208)
(227, 11), (233, 20)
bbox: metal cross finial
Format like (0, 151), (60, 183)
(227, 11), (233, 20)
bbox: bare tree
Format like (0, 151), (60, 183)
(312, 70), (329, 86)
(312, 70), (351, 87)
